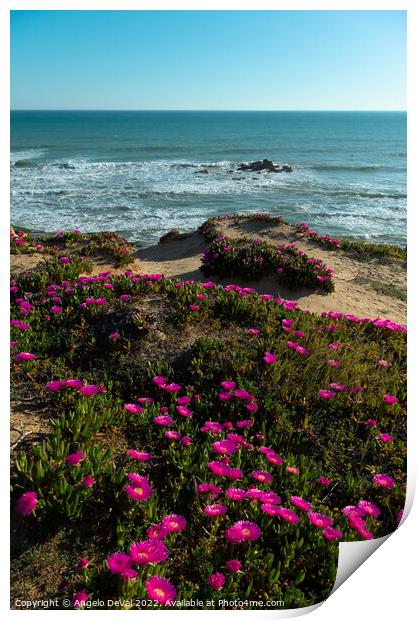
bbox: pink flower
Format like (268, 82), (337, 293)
(145, 576), (176, 606)
(265, 451), (283, 466)
(251, 470), (272, 483)
(153, 375), (167, 386)
(127, 449), (152, 461)
(165, 431), (181, 440)
(176, 405), (193, 418)
(204, 504), (228, 518)
(367, 419), (378, 427)
(327, 359), (341, 367)
(319, 476), (331, 486)
(109, 332), (120, 341)
(208, 572), (225, 590)
(329, 383), (346, 392)
(16, 491), (38, 516)
(290, 496), (312, 511)
(161, 514), (187, 533)
(234, 388), (252, 400)
(46, 380), (65, 392)
(286, 466), (299, 475)
(342, 505), (366, 518)
(65, 379), (84, 389)
(261, 503), (281, 517)
(275, 507), (299, 524)
(378, 359), (391, 367)
(213, 440), (239, 455)
(358, 500), (381, 518)
(124, 403), (144, 414)
(373, 473), (395, 489)
(220, 381), (236, 390)
(148, 524), (169, 540)
(72, 590), (89, 608)
(65, 450), (85, 466)
(225, 559), (241, 573)
(383, 394), (398, 405)
(121, 567), (139, 582)
(59, 256), (71, 263)
(227, 433), (244, 444)
(119, 294), (131, 302)
(260, 490), (281, 504)
(107, 552), (132, 574)
(246, 488), (265, 502)
(124, 474), (152, 501)
(236, 419), (254, 429)
(153, 415), (173, 426)
(201, 420), (223, 434)
(356, 527), (374, 540)
(379, 433), (393, 443)
(225, 467), (243, 480)
(181, 435), (192, 445)
(225, 487), (246, 501)
(226, 520), (261, 543)
(198, 483), (222, 498)
(15, 352), (36, 362)
(79, 384), (104, 396)
(319, 389), (335, 399)
(77, 557), (89, 570)
(218, 391), (233, 401)
(82, 475), (95, 487)
(308, 512), (333, 528)
(162, 383), (182, 393)
(263, 352), (277, 365)
(51, 305), (62, 314)
(323, 527), (343, 541)
(130, 539), (169, 565)
(208, 460), (229, 477)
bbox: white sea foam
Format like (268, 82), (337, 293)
(10, 148), (47, 164)
(10, 157), (407, 245)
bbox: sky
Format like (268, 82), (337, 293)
(10, 10), (406, 111)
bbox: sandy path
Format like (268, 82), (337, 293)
(11, 219), (406, 323)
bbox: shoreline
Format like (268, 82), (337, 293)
(11, 215), (407, 325)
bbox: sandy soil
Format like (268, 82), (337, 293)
(133, 219), (406, 323)
(11, 219), (406, 323)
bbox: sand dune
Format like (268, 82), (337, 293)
(11, 218), (406, 324)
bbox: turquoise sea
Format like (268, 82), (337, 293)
(10, 111), (406, 246)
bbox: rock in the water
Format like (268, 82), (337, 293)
(238, 159), (293, 173)
(194, 168), (209, 174)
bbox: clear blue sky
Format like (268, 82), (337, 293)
(10, 10), (406, 110)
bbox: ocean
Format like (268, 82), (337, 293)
(10, 110), (406, 246)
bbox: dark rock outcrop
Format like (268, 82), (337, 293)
(238, 159), (293, 173)
(159, 229), (181, 243)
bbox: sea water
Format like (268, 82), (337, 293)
(10, 110), (406, 246)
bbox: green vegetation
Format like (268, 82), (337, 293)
(10, 234), (406, 609)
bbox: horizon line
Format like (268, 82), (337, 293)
(10, 108), (406, 113)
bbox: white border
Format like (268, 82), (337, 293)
(2, 2), (415, 619)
